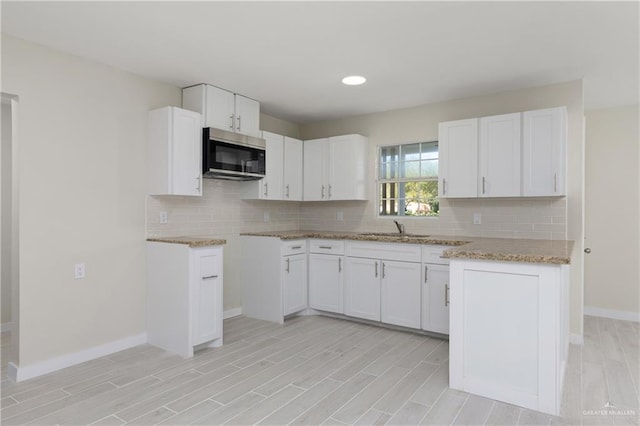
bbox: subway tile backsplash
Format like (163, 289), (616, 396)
(146, 180), (567, 241)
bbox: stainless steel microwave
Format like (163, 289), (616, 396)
(202, 127), (266, 181)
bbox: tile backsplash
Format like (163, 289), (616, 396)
(147, 180), (566, 241)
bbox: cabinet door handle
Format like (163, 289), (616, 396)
(285, 258), (290, 273)
(328, 184), (332, 199)
(263, 181), (268, 197)
(202, 275), (218, 280)
(229, 114), (235, 130)
(482, 177), (486, 194)
(285, 184), (290, 198)
(196, 176), (201, 192)
(319, 246), (332, 249)
(445, 284), (450, 307)
(424, 265), (428, 283)
(382, 262), (386, 278)
(290, 245), (302, 250)
(374, 262), (378, 278)
(321, 185), (325, 199)
(237, 115), (242, 132)
(442, 178), (446, 195)
(338, 257), (342, 272)
(554, 173), (557, 192)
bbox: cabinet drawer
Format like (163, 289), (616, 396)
(346, 241), (421, 262)
(422, 245), (450, 265)
(281, 240), (307, 256)
(309, 239), (345, 255)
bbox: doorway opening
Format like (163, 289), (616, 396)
(1, 92), (20, 378)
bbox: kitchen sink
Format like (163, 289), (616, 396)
(361, 232), (430, 238)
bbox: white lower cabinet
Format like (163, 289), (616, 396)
(345, 241), (422, 328)
(344, 257), (381, 321)
(147, 242), (223, 357)
(422, 245), (451, 335)
(241, 237), (307, 323)
(308, 240), (345, 314)
(449, 259), (570, 415)
(381, 261), (421, 329)
(283, 253), (307, 315)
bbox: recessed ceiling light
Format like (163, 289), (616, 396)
(342, 75), (366, 86)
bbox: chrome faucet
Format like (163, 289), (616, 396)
(393, 220), (405, 235)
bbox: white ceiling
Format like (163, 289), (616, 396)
(2, 1), (638, 123)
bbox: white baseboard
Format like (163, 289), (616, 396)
(223, 307), (242, 319)
(584, 306), (640, 323)
(570, 334), (584, 345)
(8, 333), (147, 382)
(1, 322), (13, 332)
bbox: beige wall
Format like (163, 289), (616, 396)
(584, 105), (639, 316)
(2, 35), (181, 366)
(300, 80), (585, 336)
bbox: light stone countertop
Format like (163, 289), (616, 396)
(240, 230), (574, 265)
(146, 236), (227, 248)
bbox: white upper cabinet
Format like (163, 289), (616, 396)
(148, 106), (202, 197)
(303, 135), (368, 201)
(303, 138), (329, 201)
(522, 107), (567, 196)
(329, 135), (369, 200)
(234, 94), (261, 138)
(182, 84), (261, 138)
(438, 118), (478, 198)
(440, 106), (567, 199)
(283, 136), (303, 201)
(241, 131), (302, 201)
(479, 113), (521, 197)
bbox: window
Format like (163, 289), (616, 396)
(378, 141), (439, 217)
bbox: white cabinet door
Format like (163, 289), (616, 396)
(284, 137), (303, 201)
(192, 248), (223, 346)
(308, 254), (344, 314)
(479, 113), (521, 197)
(204, 85), (236, 131)
(328, 135), (368, 200)
(422, 263), (450, 334)
(439, 118), (479, 198)
(303, 138), (329, 200)
(262, 131), (284, 200)
(283, 253), (307, 316)
(522, 107), (567, 196)
(344, 257), (381, 321)
(148, 106), (202, 196)
(234, 94), (261, 138)
(381, 261), (421, 329)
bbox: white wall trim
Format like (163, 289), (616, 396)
(584, 306), (640, 323)
(223, 307), (242, 320)
(1, 322), (13, 332)
(8, 333), (147, 382)
(570, 334), (584, 345)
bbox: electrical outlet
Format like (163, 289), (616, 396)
(263, 211), (270, 222)
(74, 263), (86, 279)
(337, 211), (344, 221)
(473, 212), (482, 225)
(159, 211), (168, 224)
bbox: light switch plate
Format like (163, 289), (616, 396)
(74, 263), (86, 279)
(337, 211), (344, 221)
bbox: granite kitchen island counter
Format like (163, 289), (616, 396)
(146, 236), (227, 247)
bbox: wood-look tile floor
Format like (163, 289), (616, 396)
(0, 315), (638, 425)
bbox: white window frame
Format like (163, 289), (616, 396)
(377, 141), (439, 218)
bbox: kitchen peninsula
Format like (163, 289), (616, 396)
(241, 231), (573, 416)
